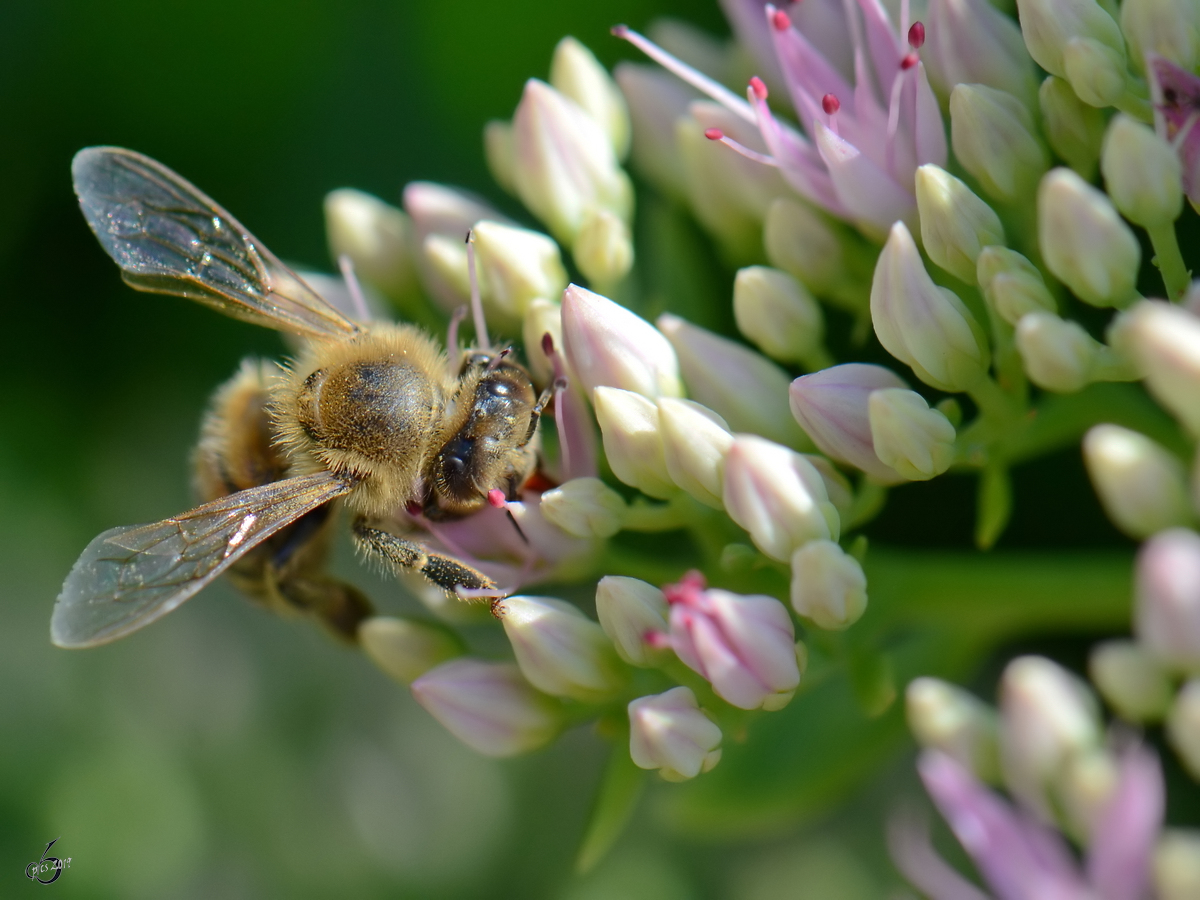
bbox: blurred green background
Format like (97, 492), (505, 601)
(1, 0), (1185, 896)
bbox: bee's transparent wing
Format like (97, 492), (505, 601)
(72, 147), (360, 339)
(52, 473), (355, 648)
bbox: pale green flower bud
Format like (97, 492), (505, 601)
(511, 79), (633, 246)
(593, 386), (675, 499)
(868, 388), (957, 481)
(950, 84), (1048, 203)
(763, 197), (846, 297)
(1121, 301), (1200, 434)
(1168, 679), (1200, 778)
(906, 677), (1000, 780)
(1039, 76), (1107, 179)
(915, 164), (1006, 283)
(1038, 167), (1140, 307)
(629, 687), (722, 781)
(870, 222), (991, 393)
(422, 233), (472, 299)
(789, 539), (867, 630)
(1088, 639), (1173, 722)
(484, 119), (517, 195)
(732, 266), (826, 366)
(540, 477), (626, 538)
(1015, 311), (1101, 392)
(1015, 0), (1126, 79)
(1062, 37), (1128, 107)
(1101, 114), (1184, 228)
(1122, 0), (1200, 75)
(550, 37), (631, 161)
(521, 298), (562, 386)
(324, 189), (418, 299)
(1058, 745), (1120, 839)
(1083, 424), (1191, 538)
(614, 62), (695, 200)
(1154, 830), (1200, 900)
(472, 220), (568, 322)
(657, 312), (808, 447)
(924, 0), (1038, 107)
(723, 435), (839, 562)
(572, 207), (633, 287)
(596, 576), (670, 667)
(657, 397), (733, 509)
(359, 616), (463, 685)
(411, 659), (561, 757)
(500, 596), (626, 702)
(999, 655), (1103, 819)
(977, 246), (1057, 324)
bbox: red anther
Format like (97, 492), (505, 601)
(900, 51), (919, 70)
(487, 489), (507, 508)
(908, 21), (925, 50)
(704, 127), (724, 141)
(771, 8), (791, 31)
(611, 24), (629, 38)
(822, 93), (841, 115)
(749, 76), (769, 100)
(663, 569), (709, 604)
(541, 332), (555, 356)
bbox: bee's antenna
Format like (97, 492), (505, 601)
(337, 254), (371, 321)
(465, 230), (491, 351)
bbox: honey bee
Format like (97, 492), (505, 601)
(52, 147), (543, 649)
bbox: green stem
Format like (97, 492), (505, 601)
(1147, 221), (1192, 301)
(967, 374), (1020, 427)
(1115, 87), (1154, 123)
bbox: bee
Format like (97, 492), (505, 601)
(52, 147), (543, 649)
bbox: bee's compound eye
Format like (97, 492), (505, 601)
(311, 360), (439, 463)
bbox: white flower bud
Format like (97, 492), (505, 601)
(358, 617), (463, 685)
(484, 119), (517, 195)
(511, 79), (633, 245)
(1101, 114), (1184, 228)
(733, 266), (826, 366)
(763, 196), (847, 298)
(1015, 311), (1101, 393)
(628, 687), (722, 780)
(596, 576), (670, 667)
(593, 386), (675, 499)
(572, 207), (633, 287)
(539, 477), (626, 538)
(657, 312), (808, 447)
(656, 397), (733, 509)
(613, 62), (695, 200)
(521, 298), (562, 386)
(950, 84), (1048, 203)
(411, 658), (561, 757)
(868, 388), (957, 482)
(977, 246), (1057, 325)
(870, 222), (991, 392)
(1058, 744), (1120, 838)
(802, 454), (855, 519)
(1154, 829), (1200, 900)
(549, 37), (631, 160)
(1168, 679), (1200, 778)
(560, 285), (682, 399)
(999, 655), (1103, 818)
(1122, 301), (1200, 434)
(1015, 0), (1126, 79)
(1135, 529), (1200, 672)
(723, 435), (839, 562)
(500, 596), (626, 701)
(906, 677), (1000, 779)
(1038, 167), (1141, 308)
(324, 189), (417, 299)
(924, 0), (1038, 106)
(1062, 36), (1129, 107)
(472, 220), (568, 322)
(789, 539), (867, 630)
(1039, 75), (1107, 179)
(915, 164), (1006, 283)
(1088, 639), (1173, 722)
(1122, 0), (1200, 75)
(1084, 425), (1191, 538)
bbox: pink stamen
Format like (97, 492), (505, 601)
(704, 127), (724, 141)
(708, 124), (780, 167)
(663, 569), (708, 605)
(446, 305), (468, 357)
(464, 230), (490, 351)
(822, 93), (841, 115)
(771, 8), (791, 31)
(487, 489), (507, 509)
(908, 21), (925, 50)
(749, 76), (769, 101)
(337, 254), (371, 320)
(900, 52), (919, 70)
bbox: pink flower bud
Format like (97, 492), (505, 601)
(628, 686), (722, 780)
(411, 658), (562, 757)
(663, 571), (801, 710)
(1135, 529), (1200, 673)
(789, 364), (908, 483)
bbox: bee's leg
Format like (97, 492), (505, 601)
(278, 575), (375, 642)
(352, 518), (498, 597)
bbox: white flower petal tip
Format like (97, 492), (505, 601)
(1101, 113), (1183, 229)
(629, 686), (722, 780)
(1121, 301), (1200, 435)
(949, 83), (1047, 203)
(539, 477), (626, 539)
(550, 36), (631, 160)
(1083, 425), (1190, 539)
(733, 265), (826, 366)
(1015, 311), (1101, 393)
(359, 616), (463, 685)
(593, 386), (675, 499)
(657, 397), (734, 509)
(789, 540), (867, 630)
(596, 576), (670, 667)
(868, 388), (956, 482)
(977, 246), (1057, 325)
(906, 677), (1000, 779)
(1136, 529), (1200, 673)
(1088, 639), (1173, 723)
(914, 164), (1005, 284)
(324, 188), (418, 299)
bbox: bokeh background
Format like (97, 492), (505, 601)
(1, 0), (1187, 897)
